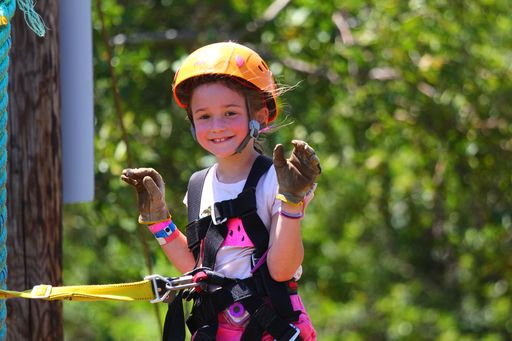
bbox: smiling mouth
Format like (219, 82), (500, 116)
(211, 137), (233, 143)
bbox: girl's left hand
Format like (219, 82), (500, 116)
(273, 140), (321, 205)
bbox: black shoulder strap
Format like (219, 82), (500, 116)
(243, 155), (273, 190)
(239, 155), (273, 257)
(187, 167), (210, 223)
(187, 155), (272, 223)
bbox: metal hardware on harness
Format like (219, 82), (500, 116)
(211, 203), (227, 225)
(144, 274), (199, 303)
(274, 324), (301, 341)
(31, 285), (52, 299)
(169, 275), (200, 290)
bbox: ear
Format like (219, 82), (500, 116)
(253, 107), (270, 127)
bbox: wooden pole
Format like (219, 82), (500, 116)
(6, 1), (63, 340)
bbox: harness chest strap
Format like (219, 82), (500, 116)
(186, 155), (273, 264)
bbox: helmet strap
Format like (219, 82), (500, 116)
(234, 94), (260, 154)
(234, 119), (260, 154)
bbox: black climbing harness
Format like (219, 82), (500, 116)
(162, 155), (303, 341)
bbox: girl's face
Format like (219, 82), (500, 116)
(190, 82), (251, 159)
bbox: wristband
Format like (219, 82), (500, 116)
(148, 220), (179, 245)
(278, 207), (304, 220)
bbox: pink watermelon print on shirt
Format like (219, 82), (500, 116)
(222, 218), (254, 247)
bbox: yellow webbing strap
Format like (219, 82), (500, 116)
(0, 279), (155, 302)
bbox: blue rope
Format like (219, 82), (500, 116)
(0, 0), (14, 337)
(15, 0), (45, 37)
(0, 0), (44, 339)
(0, 0), (14, 338)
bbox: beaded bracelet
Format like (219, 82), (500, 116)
(148, 219), (179, 245)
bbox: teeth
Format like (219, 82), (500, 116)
(213, 138), (227, 142)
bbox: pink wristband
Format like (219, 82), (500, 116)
(148, 219), (179, 245)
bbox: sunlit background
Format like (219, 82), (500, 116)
(63, 1), (512, 340)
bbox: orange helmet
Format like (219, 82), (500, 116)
(173, 42), (278, 122)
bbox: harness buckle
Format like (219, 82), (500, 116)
(274, 323), (300, 341)
(250, 253), (259, 268)
(31, 285), (52, 299)
(211, 203), (227, 225)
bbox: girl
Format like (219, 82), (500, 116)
(122, 42), (320, 341)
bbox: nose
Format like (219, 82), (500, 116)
(210, 116), (226, 132)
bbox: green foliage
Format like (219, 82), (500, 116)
(63, 0), (512, 339)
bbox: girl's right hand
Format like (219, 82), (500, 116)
(121, 168), (171, 224)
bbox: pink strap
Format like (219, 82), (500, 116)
(250, 249), (269, 274)
(148, 219), (171, 233)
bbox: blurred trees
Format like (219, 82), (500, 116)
(63, 0), (512, 340)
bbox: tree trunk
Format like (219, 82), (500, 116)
(6, 1), (63, 340)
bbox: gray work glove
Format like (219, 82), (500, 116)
(273, 140), (321, 205)
(121, 168), (171, 224)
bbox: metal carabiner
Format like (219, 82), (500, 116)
(145, 274), (201, 303)
(168, 275), (200, 291)
(144, 274), (175, 303)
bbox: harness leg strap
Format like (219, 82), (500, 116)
(240, 300), (303, 341)
(162, 292), (186, 341)
(192, 322), (218, 341)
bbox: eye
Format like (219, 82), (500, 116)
(196, 113), (210, 120)
(225, 111), (238, 117)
